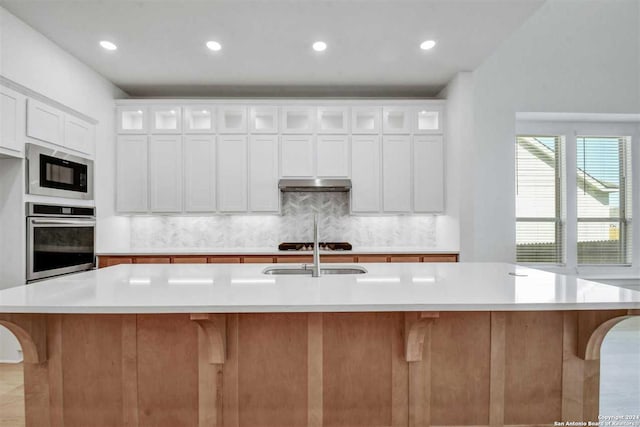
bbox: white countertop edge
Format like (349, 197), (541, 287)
(1, 302), (638, 314)
(97, 247), (460, 256)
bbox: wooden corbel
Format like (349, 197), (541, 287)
(0, 314), (47, 363)
(190, 313), (226, 364)
(404, 311), (439, 362)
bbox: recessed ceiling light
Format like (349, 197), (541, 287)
(312, 41), (327, 52)
(206, 41), (222, 51)
(99, 40), (117, 51)
(420, 40), (436, 50)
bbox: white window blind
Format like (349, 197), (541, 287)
(576, 136), (632, 265)
(516, 136), (563, 263)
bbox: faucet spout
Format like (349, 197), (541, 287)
(311, 214), (321, 277)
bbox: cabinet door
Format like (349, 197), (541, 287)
(184, 106), (216, 133)
(249, 135), (279, 212)
(351, 107), (381, 134)
(64, 115), (95, 155)
(218, 106), (248, 134)
(317, 135), (349, 177)
(218, 135), (248, 212)
(117, 135), (148, 212)
(117, 106), (148, 134)
(382, 135), (411, 212)
(26, 98), (64, 145)
(149, 135), (183, 212)
(382, 106), (411, 134)
(184, 135), (216, 212)
(413, 135), (444, 212)
(280, 135), (314, 177)
(413, 105), (443, 134)
(317, 107), (349, 134)
(281, 107), (315, 134)
(249, 106), (278, 133)
(351, 135), (380, 213)
(0, 86), (25, 155)
(151, 105), (182, 134)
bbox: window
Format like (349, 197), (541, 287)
(516, 136), (564, 263)
(515, 126), (634, 267)
(576, 136), (632, 264)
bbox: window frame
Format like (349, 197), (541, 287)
(516, 119), (638, 276)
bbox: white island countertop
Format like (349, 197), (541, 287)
(1, 262), (639, 314)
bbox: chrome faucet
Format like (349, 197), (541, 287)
(311, 214), (321, 277)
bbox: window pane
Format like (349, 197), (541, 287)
(576, 137), (631, 265)
(516, 136), (562, 263)
(517, 221), (561, 263)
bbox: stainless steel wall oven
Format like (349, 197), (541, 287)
(26, 203), (96, 282)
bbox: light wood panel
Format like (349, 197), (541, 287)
(323, 313), (393, 426)
(172, 257), (208, 264)
(137, 314), (198, 427)
(430, 312), (491, 426)
(357, 255), (389, 262)
(208, 256), (241, 264)
(98, 257), (133, 268)
(390, 255), (421, 263)
(242, 256), (275, 264)
(504, 311), (563, 425)
(3, 309), (631, 427)
(61, 315), (124, 426)
(237, 314), (308, 427)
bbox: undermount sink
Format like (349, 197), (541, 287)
(262, 265), (368, 276)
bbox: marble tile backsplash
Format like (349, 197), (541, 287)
(130, 193), (437, 249)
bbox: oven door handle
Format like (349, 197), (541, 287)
(30, 219), (96, 226)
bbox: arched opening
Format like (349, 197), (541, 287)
(599, 316), (640, 417)
(0, 324), (25, 427)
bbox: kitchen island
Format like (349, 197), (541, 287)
(0, 262), (638, 427)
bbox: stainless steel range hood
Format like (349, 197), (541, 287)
(278, 178), (351, 192)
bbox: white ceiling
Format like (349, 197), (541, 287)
(0, 0), (545, 97)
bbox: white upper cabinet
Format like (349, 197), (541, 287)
(64, 115), (95, 155)
(382, 106), (411, 134)
(351, 107), (381, 134)
(351, 135), (381, 213)
(382, 135), (412, 212)
(151, 106), (182, 134)
(217, 135), (248, 212)
(249, 135), (279, 212)
(413, 105), (443, 134)
(249, 106), (279, 134)
(117, 135), (148, 213)
(0, 86), (25, 156)
(317, 107), (349, 134)
(281, 107), (315, 134)
(317, 135), (349, 177)
(184, 135), (216, 212)
(117, 106), (148, 134)
(281, 135), (314, 177)
(218, 106), (247, 134)
(27, 98), (64, 145)
(184, 106), (216, 134)
(413, 135), (444, 212)
(149, 135), (183, 212)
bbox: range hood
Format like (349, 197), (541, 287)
(278, 178), (351, 192)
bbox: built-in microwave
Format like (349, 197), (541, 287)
(26, 143), (93, 200)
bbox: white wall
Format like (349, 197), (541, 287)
(0, 6), (129, 254)
(0, 6), (128, 361)
(464, 0), (640, 263)
(437, 72), (473, 259)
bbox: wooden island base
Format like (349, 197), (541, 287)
(1, 309), (637, 427)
